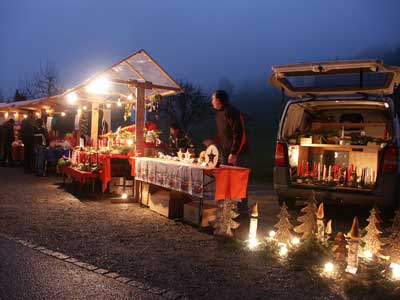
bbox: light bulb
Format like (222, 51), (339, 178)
(66, 92), (78, 104)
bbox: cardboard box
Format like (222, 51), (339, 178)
(148, 188), (191, 219)
(183, 201), (218, 227)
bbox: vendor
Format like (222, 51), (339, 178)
(167, 122), (193, 156)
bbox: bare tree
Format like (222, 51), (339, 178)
(19, 61), (62, 99)
(159, 81), (212, 132)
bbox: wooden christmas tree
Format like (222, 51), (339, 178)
(294, 191), (317, 239)
(384, 209), (400, 263)
(274, 203), (293, 244)
(361, 207), (383, 256)
(209, 199), (240, 237)
(332, 232), (348, 264)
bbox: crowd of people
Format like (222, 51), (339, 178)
(0, 111), (49, 175)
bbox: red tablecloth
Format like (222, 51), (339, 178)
(60, 166), (98, 186)
(99, 154), (131, 192)
(207, 165), (250, 201)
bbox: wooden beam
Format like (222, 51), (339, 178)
(135, 86), (145, 157)
(124, 61), (146, 81)
(108, 79), (181, 92)
(91, 102), (99, 149)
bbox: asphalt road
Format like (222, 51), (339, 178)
(0, 237), (162, 300)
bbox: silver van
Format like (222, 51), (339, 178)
(270, 60), (400, 208)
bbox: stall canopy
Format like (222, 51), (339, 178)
(0, 49), (182, 153)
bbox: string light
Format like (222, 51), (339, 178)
(364, 250), (373, 260)
(14, 112), (19, 118)
(278, 244), (288, 257)
(77, 108), (82, 114)
(127, 139), (133, 146)
(4, 112), (8, 118)
(35, 112), (40, 117)
(248, 238), (259, 250)
(127, 94), (133, 101)
(117, 99), (122, 107)
(61, 112), (66, 117)
(121, 193), (128, 200)
(86, 77), (110, 94)
(83, 106), (87, 111)
(46, 109), (51, 113)
(324, 262), (335, 275)
(106, 103), (111, 108)
(269, 230), (276, 238)
(23, 114), (28, 119)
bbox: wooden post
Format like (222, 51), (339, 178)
(135, 85), (145, 157)
(91, 102), (99, 148)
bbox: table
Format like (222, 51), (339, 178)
(134, 157), (250, 227)
(59, 166), (99, 192)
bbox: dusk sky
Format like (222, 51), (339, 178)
(1, 0), (399, 98)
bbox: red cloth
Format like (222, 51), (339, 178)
(60, 166), (98, 186)
(129, 157), (136, 177)
(208, 165), (250, 201)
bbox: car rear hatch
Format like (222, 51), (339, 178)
(270, 60), (400, 194)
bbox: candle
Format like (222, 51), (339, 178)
(306, 161), (309, 176)
(312, 162), (317, 178)
(317, 163), (321, 181)
(347, 217), (360, 273)
(301, 160), (305, 177)
(248, 203), (258, 248)
(323, 165), (327, 181)
(328, 165), (332, 181)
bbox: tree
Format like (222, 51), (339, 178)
(13, 89), (27, 102)
(159, 81), (212, 133)
(19, 61), (62, 99)
(274, 203), (293, 244)
(294, 191), (318, 239)
(361, 208), (383, 255)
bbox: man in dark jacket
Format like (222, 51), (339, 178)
(21, 111), (35, 172)
(33, 118), (49, 176)
(3, 119), (15, 166)
(204, 90), (249, 212)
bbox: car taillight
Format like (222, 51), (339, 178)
(382, 146), (398, 173)
(275, 142), (286, 166)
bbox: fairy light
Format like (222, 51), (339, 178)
(77, 108), (82, 114)
(364, 250), (373, 260)
(269, 230), (276, 238)
(83, 106), (87, 111)
(390, 263), (400, 280)
(4, 112), (8, 118)
(117, 99), (122, 107)
(23, 114), (28, 119)
(291, 237), (300, 246)
(35, 112), (40, 117)
(46, 109), (51, 113)
(278, 244), (288, 257)
(121, 193), (128, 200)
(127, 94), (133, 101)
(14, 112), (19, 118)
(61, 112), (66, 117)
(127, 139), (133, 146)
(248, 238), (259, 250)
(106, 103), (111, 108)
(324, 262), (334, 274)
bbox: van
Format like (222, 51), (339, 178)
(270, 60), (400, 208)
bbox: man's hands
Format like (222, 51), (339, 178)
(202, 139), (214, 147)
(228, 154), (237, 165)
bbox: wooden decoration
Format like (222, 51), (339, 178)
(361, 207), (383, 256)
(347, 217), (360, 272)
(274, 203), (294, 245)
(332, 232), (348, 264)
(294, 191), (317, 239)
(316, 202), (325, 241)
(209, 199), (240, 237)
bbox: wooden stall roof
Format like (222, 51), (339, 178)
(0, 49), (182, 112)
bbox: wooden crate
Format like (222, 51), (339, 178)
(183, 201), (218, 227)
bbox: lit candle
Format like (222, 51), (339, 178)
(312, 162), (317, 178)
(328, 165), (332, 181)
(346, 217), (360, 273)
(323, 165), (327, 181)
(317, 163), (321, 181)
(305, 161), (309, 176)
(248, 203), (258, 244)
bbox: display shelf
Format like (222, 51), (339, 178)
(299, 143), (382, 153)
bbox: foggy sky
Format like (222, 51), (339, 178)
(1, 0), (399, 97)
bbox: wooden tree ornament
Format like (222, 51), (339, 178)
(294, 191), (317, 239)
(274, 203), (293, 244)
(209, 199), (240, 237)
(361, 207), (383, 256)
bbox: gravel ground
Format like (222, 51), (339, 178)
(0, 167), (341, 300)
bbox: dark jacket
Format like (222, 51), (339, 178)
(3, 121), (14, 147)
(33, 126), (49, 147)
(21, 117), (35, 145)
(167, 131), (192, 156)
(215, 104), (248, 157)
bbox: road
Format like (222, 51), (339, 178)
(0, 236), (162, 300)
